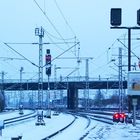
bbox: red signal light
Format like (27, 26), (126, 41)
(120, 113), (125, 118)
(114, 113), (119, 119)
(113, 112), (126, 123)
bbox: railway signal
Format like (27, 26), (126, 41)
(137, 9), (140, 25)
(110, 8), (122, 26)
(113, 112), (126, 123)
(45, 49), (52, 118)
(45, 49), (51, 76)
(138, 59), (140, 69)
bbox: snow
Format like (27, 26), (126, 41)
(0, 111), (140, 140)
(85, 123), (140, 140)
(0, 112), (74, 140)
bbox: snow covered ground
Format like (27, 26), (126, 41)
(85, 123), (140, 140)
(0, 111), (140, 140)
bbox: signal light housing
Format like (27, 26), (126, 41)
(110, 8), (122, 26)
(137, 9), (140, 26)
(45, 49), (51, 76)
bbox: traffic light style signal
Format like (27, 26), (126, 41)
(45, 49), (51, 76)
(46, 55), (51, 65)
(110, 8), (122, 26)
(137, 9), (140, 25)
(45, 54), (51, 76)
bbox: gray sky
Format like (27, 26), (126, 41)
(0, 0), (140, 80)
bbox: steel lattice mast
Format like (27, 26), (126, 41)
(35, 27), (44, 109)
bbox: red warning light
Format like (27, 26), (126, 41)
(138, 59), (140, 68)
(120, 113), (126, 118)
(114, 113), (119, 119)
(113, 112), (126, 123)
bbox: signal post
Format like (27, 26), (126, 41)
(44, 49), (52, 118)
(110, 8), (140, 115)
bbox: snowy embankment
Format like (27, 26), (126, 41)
(0, 112), (74, 140)
(1, 111), (140, 140)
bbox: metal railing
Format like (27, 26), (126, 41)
(0, 76), (122, 83)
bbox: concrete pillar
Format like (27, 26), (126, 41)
(67, 84), (78, 110)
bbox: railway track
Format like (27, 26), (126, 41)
(42, 110), (114, 140)
(69, 110), (114, 125)
(41, 111), (93, 140)
(4, 110), (36, 126)
(1, 109), (137, 139)
(42, 114), (77, 140)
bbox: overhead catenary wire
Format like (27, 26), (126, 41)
(53, 0), (78, 38)
(92, 32), (139, 75)
(53, 0), (80, 57)
(43, 42), (80, 68)
(90, 38), (122, 76)
(117, 39), (140, 60)
(44, 28), (76, 41)
(33, 0), (77, 55)
(5, 32), (79, 55)
(4, 41), (80, 70)
(43, 29), (80, 57)
(4, 43), (39, 67)
(43, 0), (79, 41)
(0, 57), (25, 61)
(44, 29), (68, 52)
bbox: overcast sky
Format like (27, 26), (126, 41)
(0, 0), (140, 80)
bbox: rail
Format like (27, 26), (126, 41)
(4, 110), (36, 125)
(42, 114), (77, 140)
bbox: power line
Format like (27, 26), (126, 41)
(0, 57), (25, 61)
(44, 28), (76, 41)
(33, 0), (76, 51)
(43, 28), (80, 57)
(44, 29), (67, 51)
(4, 43), (38, 67)
(43, 42), (80, 68)
(53, 0), (78, 38)
(117, 39), (140, 60)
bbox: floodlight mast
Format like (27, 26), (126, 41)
(35, 27), (44, 109)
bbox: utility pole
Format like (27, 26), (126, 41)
(35, 27), (44, 109)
